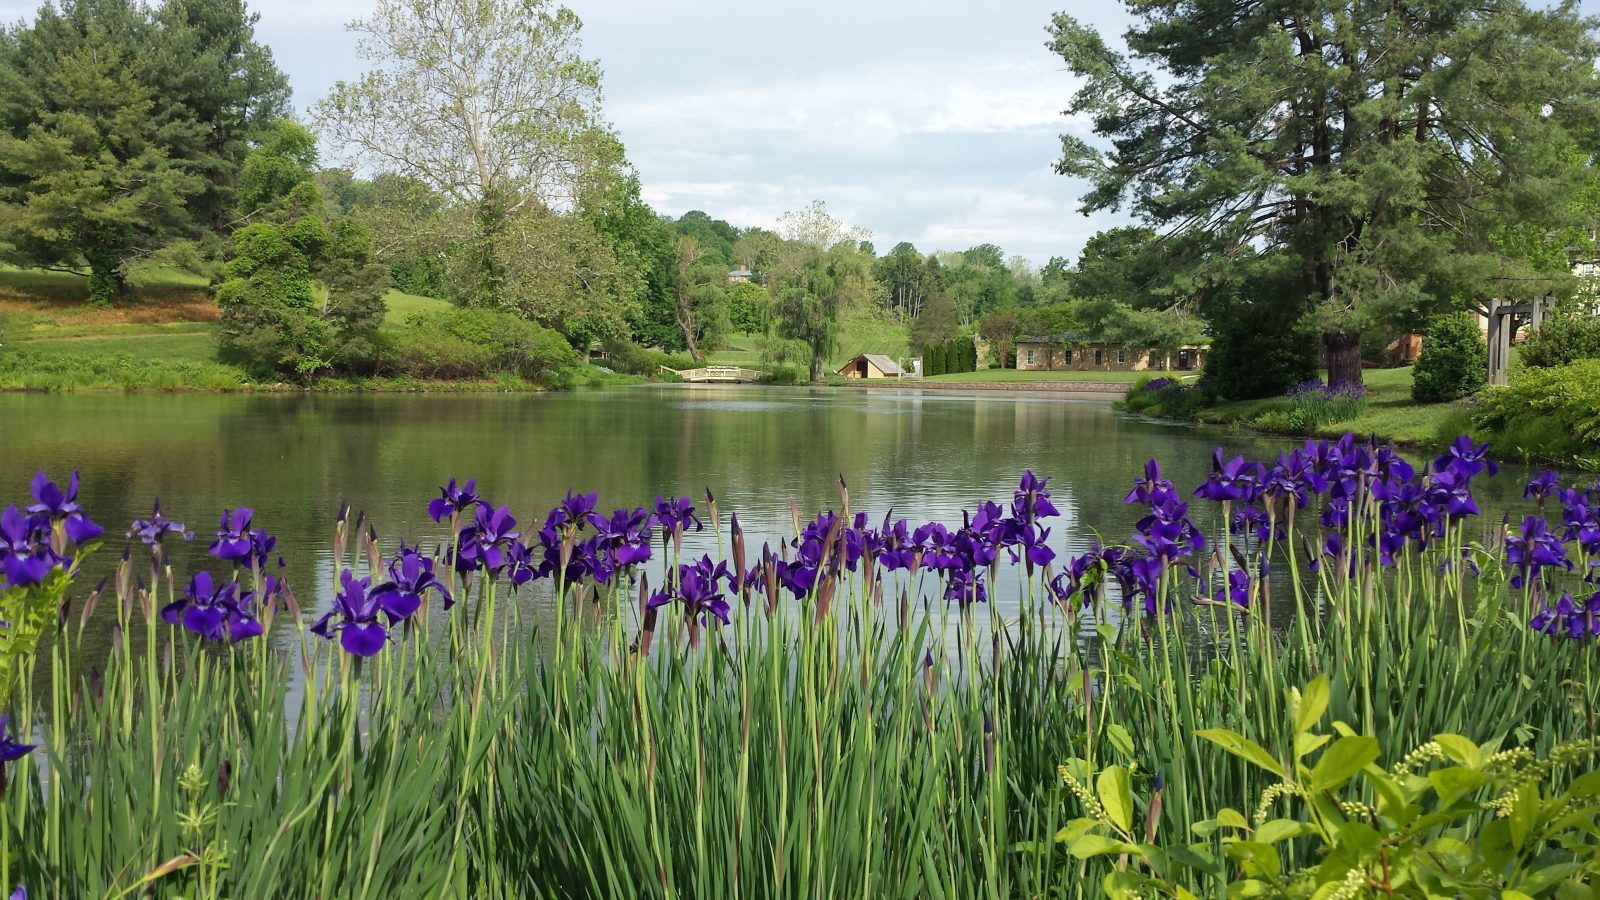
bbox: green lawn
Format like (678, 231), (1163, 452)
(1195, 366), (1472, 447)
(703, 334), (763, 368)
(383, 289), (454, 325)
(16, 329), (224, 364)
(0, 264), (208, 300)
(923, 368), (1153, 384)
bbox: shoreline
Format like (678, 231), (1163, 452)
(840, 378), (1132, 395)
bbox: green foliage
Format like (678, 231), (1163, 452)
(910, 289), (958, 351)
(597, 336), (694, 377)
(1204, 259), (1320, 400)
(1473, 359), (1600, 467)
(724, 281), (770, 334)
(386, 307), (581, 382)
(1119, 375), (1205, 418)
(1521, 309), (1600, 369)
(1049, 0), (1600, 386)
(1412, 312), (1486, 403)
(1057, 677), (1600, 898)
(0, 0), (287, 301)
(925, 342), (945, 377)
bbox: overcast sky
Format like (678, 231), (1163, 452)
(222, 0), (1129, 264)
(6, 1), (1588, 264)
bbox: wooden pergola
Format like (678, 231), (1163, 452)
(1484, 297), (1550, 386)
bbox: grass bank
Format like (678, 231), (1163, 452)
(1127, 367), (1473, 450)
(0, 268), (637, 392)
(922, 368), (1148, 385)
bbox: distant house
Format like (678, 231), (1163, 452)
(837, 353), (907, 379)
(727, 264), (754, 285)
(1014, 333), (1207, 372)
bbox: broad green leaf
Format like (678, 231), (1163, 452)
(1069, 833), (1142, 859)
(1097, 765), (1134, 833)
(1215, 808), (1250, 830)
(1055, 817), (1099, 844)
(1508, 782), (1539, 852)
(1295, 732), (1331, 760)
(1501, 891), (1535, 900)
(1106, 722), (1135, 758)
(1295, 676), (1330, 735)
(1254, 819), (1309, 844)
(1433, 734), (1482, 768)
(1336, 821), (1381, 855)
(1197, 728), (1287, 779)
(1564, 769), (1600, 799)
(1228, 879), (1271, 897)
(1428, 766), (1491, 807)
(1311, 736), (1378, 790)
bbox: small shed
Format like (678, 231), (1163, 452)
(838, 353), (906, 379)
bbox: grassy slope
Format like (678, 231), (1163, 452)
(1192, 367), (1469, 446)
(706, 312), (913, 373)
(0, 266), (481, 389)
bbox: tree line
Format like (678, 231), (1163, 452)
(1050, 0), (1600, 393)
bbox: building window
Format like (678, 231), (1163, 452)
(1026, 348), (1036, 365)
(1065, 349), (1074, 365)
(1117, 349), (1127, 366)
(1094, 349), (1104, 366)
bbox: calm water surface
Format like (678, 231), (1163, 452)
(0, 385), (1533, 652)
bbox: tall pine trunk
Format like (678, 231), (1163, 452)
(1323, 330), (1363, 387)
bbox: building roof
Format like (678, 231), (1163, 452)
(838, 353), (905, 376)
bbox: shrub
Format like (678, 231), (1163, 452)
(759, 365), (803, 385)
(925, 343), (945, 377)
(382, 307), (580, 383)
(596, 338), (694, 377)
(1411, 312), (1486, 403)
(1118, 375), (1204, 418)
(1473, 359), (1600, 466)
(1520, 310), (1600, 369)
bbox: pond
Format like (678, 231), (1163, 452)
(0, 385), (1532, 655)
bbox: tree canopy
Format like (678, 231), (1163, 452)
(1050, 0), (1600, 384)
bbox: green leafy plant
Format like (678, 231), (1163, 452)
(1055, 676), (1600, 898)
(1412, 313), (1487, 403)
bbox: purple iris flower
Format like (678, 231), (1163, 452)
(455, 504), (521, 574)
(1505, 516), (1573, 589)
(1214, 569), (1251, 609)
(1013, 470), (1060, 522)
(160, 572), (263, 642)
(1124, 459), (1178, 507)
(0, 713), (35, 764)
(428, 478), (482, 523)
(1425, 468), (1479, 520)
(208, 508), (276, 568)
(775, 559), (819, 599)
(0, 505), (57, 589)
(1263, 448), (1328, 508)
(26, 470), (103, 545)
(944, 568), (988, 604)
(1006, 523), (1056, 568)
(651, 495), (703, 535)
(371, 543), (452, 620)
(1525, 470), (1562, 504)
(1435, 436), (1498, 479)
(128, 499), (192, 546)
(588, 507), (654, 576)
(310, 569), (389, 657)
(647, 555), (733, 624)
(1193, 451), (1266, 503)
(1528, 591), (1600, 640)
